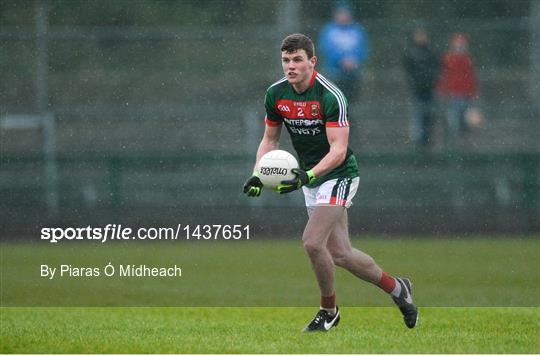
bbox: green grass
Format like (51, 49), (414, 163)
(2, 237), (539, 307)
(1, 307), (539, 353)
(1, 236), (539, 353)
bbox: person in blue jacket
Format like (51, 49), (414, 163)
(318, 1), (369, 100)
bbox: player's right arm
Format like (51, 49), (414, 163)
(243, 125), (282, 197)
(254, 124), (281, 170)
(243, 123), (282, 197)
(243, 87), (283, 197)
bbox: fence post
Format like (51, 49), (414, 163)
(531, 1), (540, 115)
(35, 0), (59, 217)
(276, 0), (301, 35)
(35, 0), (48, 114)
(522, 154), (540, 231)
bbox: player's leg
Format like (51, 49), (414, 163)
(302, 204), (343, 297)
(302, 206), (345, 296)
(326, 215), (418, 328)
(318, 177), (379, 282)
(326, 209), (382, 283)
(301, 200), (344, 332)
(323, 180), (419, 329)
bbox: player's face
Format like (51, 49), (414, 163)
(281, 50), (316, 87)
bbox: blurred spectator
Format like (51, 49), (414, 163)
(318, 1), (369, 100)
(403, 27), (439, 148)
(436, 33), (478, 138)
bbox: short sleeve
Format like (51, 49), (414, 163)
(264, 88), (282, 127)
(323, 89), (349, 127)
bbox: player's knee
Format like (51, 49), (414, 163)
(302, 239), (325, 256)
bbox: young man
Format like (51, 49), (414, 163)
(318, 2), (369, 100)
(243, 33), (418, 332)
(403, 27), (439, 147)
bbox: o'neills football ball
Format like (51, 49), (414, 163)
(257, 150), (299, 190)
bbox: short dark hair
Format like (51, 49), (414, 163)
(281, 33), (315, 59)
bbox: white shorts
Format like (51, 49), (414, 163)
(302, 177), (360, 209)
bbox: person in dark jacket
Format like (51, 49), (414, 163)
(403, 27), (439, 147)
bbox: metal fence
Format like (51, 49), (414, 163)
(1, 0), (539, 234)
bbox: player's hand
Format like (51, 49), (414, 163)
(243, 172), (263, 197)
(277, 168), (316, 194)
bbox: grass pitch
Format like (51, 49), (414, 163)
(1, 307), (539, 353)
(1, 236), (539, 353)
(2, 236), (539, 307)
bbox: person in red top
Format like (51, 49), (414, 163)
(436, 33), (478, 137)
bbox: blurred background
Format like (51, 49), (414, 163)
(1, 0), (539, 235)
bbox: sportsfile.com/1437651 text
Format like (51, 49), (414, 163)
(40, 224), (251, 244)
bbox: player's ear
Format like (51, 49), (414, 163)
(310, 55), (317, 67)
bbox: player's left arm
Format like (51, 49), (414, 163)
(277, 127), (349, 193)
(310, 127), (349, 178)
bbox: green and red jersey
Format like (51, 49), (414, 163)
(264, 70), (359, 187)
